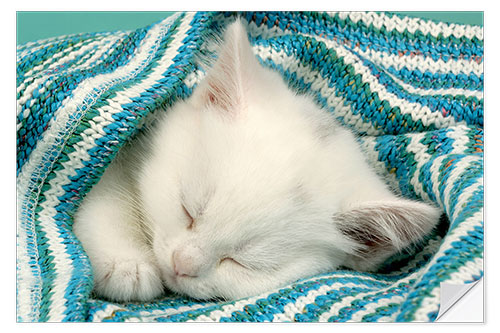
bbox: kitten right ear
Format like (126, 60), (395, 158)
(196, 19), (261, 115)
(335, 199), (441, 271)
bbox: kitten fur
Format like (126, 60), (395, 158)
(73, 19), (441, 302)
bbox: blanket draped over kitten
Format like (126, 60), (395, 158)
(73, 19), (441, 302)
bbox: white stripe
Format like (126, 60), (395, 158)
(253, 45), (383, 135)
(18, 33), (121, 100)
(447, 125), (473, 154)
(17, 35), (66, 54)
(447, 257), (483, 285)
(193, 273), (394, 322)
(17, 34), (110, 103)
(19, 36), (127, 126)
(64, 33), (127, 73)
(442, 155), (481, 213)
(406, 133), (432, 202)
(183, 69), (205, 89)
(247, 16), (484, 80)
(352, 41), (483, 77)
(252, 31), (473, 132)
(88, 304), (126, 322)
(435, 127), (483, 217)
(312, 35), (471, 130)
(384, 70), (483, 99)
(331, 12), (483, 40)
(16, 206), (41, 321)
(72, 33), (126, 72)
(190, 291), (274, 322)
(273, 280), (393, 322)
(258, 39), (469, 132)
(133, 301), (217, 322)
(317, 273), (418, 321)
(17, 34), (123, 120)
(20, 40), (90, 88)
(429, 155), (448, 207)
(349, 294), (405, 322)
(452, 181), (483, 221)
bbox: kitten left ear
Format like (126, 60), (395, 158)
(335, 199), (441, 271)
(198, 19), (260, 114)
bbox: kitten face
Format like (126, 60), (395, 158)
(139, 69), (350, 300)
(136, 20), (440, 300)
(137, 22), (355, 300)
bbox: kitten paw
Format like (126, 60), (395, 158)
(93, 259), (164, 302)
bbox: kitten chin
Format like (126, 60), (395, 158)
(73, 19), (441, 302)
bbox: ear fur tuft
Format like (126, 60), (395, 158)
(335, 199), (441, 271)
(198, 19), (260, 114)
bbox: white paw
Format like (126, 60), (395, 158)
(93, 259), (164, 302)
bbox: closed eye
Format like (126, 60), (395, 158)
(182, 204), (195, 230)
(220, 257), (246, 269)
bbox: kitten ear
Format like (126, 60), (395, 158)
(335, 199), (441, 271)
(198, 19), (260, 114)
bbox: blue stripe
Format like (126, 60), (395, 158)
(327, 281), (413, 322)
(372, 134), (420, 198)
(158, 275), (396, 322)
(244, 11), (483, 62)
(361, 302), (401, 321)
(17, 32), (106, 85)
(17, 28), (148, 173)
(353, 51), (483, 127)
(449, 189), (483, 231)
(436, 154), (468, 215)
(446, 160), (482, 220)
(385, 66), (483, 92)
(253, 35), (461, 135)
(295, 286), (376, 322)
(417, 127), (458, 202)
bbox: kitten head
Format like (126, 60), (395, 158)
(138, 20), (440, 300)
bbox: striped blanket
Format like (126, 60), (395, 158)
(16, 11), (483, 322)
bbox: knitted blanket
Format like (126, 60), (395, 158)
(16, 11), (483, 322)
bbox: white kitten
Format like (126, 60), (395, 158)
(73, 19), (441, 302)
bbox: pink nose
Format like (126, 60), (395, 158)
(172, 246), (203, 277)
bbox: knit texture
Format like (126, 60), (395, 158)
(16, 11), (483, 322)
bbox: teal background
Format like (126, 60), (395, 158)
(16, 11), (483, 45)
(17, 12), (176, 45)
(395, 11), (483, 26)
